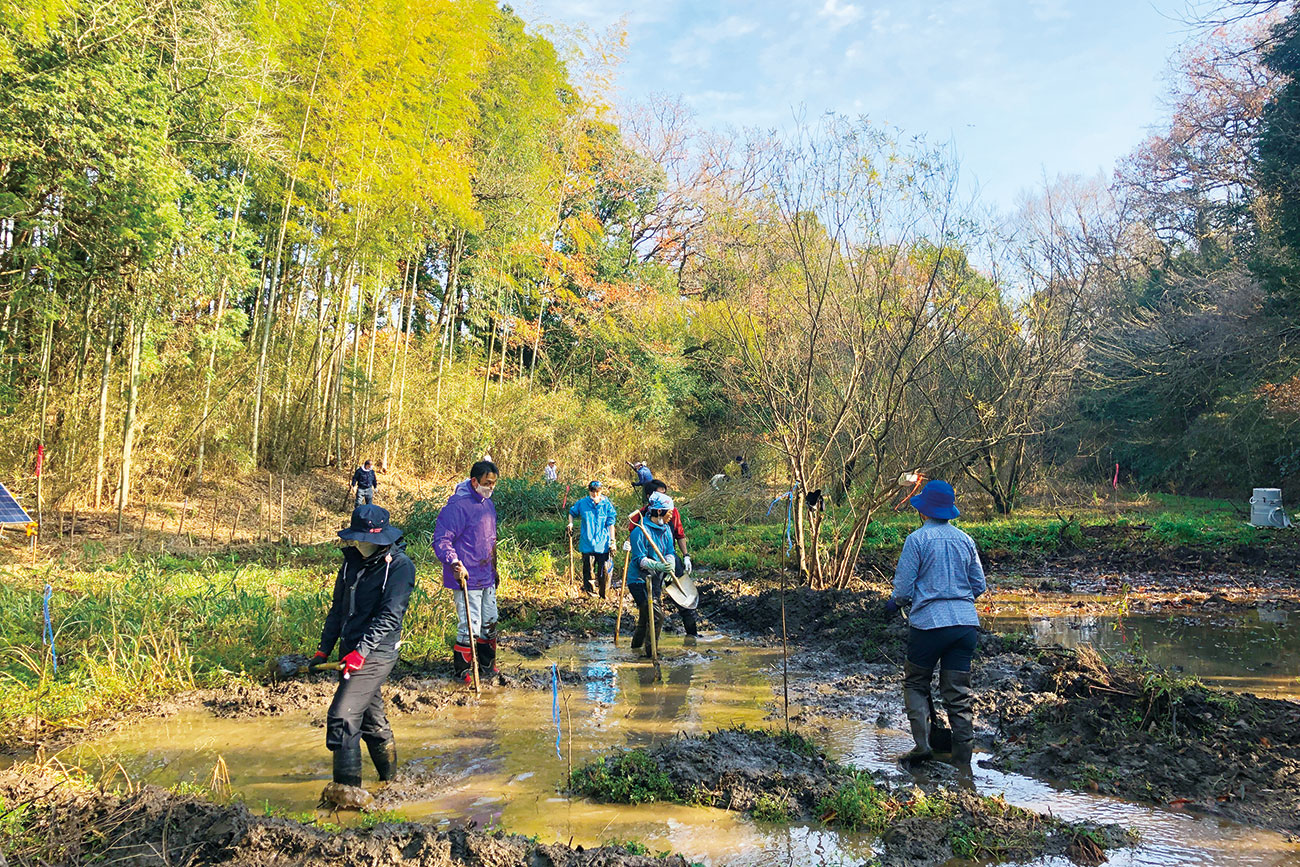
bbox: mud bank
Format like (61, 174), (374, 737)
(0, 765), (693, 867)
(988, 647), (1300, 834)
(569, 728), (1131, 866)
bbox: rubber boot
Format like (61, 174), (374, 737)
(644, 611), (662, 659)
(631, 602), (649, 650)
(452, 643), (474, 683)
(680, 606), (698, 638)
(475, 637), (498, 678)
(366, 737), (398, 782)
(332, 744), (363, 787)
(940, 668), (975, 775)
(899, 660), (934, 766)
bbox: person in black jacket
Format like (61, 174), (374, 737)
(311, 505), (415, 789)
(351, 460), (378, 506)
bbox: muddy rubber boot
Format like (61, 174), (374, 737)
(940, 668), (975, 775)
(332, 744), (363, 787)
(899, 660), (934, 766)
(452, 643), (474, 683)
(680, 606), (698, 638)
(366, 738), (398, 782)
(475, 637), (498, 679)
(631, 603), (649, 650)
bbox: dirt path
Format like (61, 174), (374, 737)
(0, 764), (693, 867)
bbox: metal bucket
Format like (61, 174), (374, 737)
(1249, 488), (1293, 528)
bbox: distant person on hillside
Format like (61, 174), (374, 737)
(543, 459), (558, 482)
(627, 460), (655, 500)
(735, 455), (751, 479)
(626, 492), (679, 657)
(887, 480), (986, 775)
(629, 479), (696, 641)
(433, 460), (500, 683)
(313, 505), (414, 791)
(351, 460), (377, 507)
(569, 480), (617, 597)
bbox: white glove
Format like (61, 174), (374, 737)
(683, 556), (693, 574)
(622, 540), (631, 552)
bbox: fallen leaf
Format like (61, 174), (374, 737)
(1168, 797), (1192, 807)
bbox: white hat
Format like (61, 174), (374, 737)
(648, 492), (675, 512)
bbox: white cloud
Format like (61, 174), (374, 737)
(1029, 0), (1071, 22)
(820, 0), (864, 29)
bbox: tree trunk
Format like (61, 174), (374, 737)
(116, 312), (144, 526)
(94, 315), (116, 508)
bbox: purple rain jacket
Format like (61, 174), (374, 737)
(433, 480), (498, 590)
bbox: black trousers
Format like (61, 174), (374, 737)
(630, 571), (697, 636)
(325, 648), (399, 751)
(906, 625), (978, 672)
(581, 550), (610, 594)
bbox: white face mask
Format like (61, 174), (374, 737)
(590, 491), (603, 503)
(651, 513), (668, 526)
(473, 481), (495, 499)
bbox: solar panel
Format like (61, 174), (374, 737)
(0, 482), (33, 526)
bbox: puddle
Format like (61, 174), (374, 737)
(64, 636), (1300, 866)
(984, 596), (1300, 698)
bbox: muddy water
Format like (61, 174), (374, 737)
(67, 634), (1300, 866)
(983, 596), (1300, 698)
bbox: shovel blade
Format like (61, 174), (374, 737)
(929, 724), (953, 753)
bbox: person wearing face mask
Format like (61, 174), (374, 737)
(628, 480), (696, 640)
(569, 480), (617, 597)
(627, 492), (678, 657)
(433, 460), (500, 683)
(312, 505), (415, 791)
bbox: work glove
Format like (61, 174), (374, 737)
(683, 556), (693, 575)
(622, 540), (631, 552)
(312, 650), (329, 662)
(567, 521), (574, 536)
(639, 557), (672, 574)
(884, 599), (900, 616)
(341, 650), (365, 673)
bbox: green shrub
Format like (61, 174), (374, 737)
(569, 750), (678, 804)
(817, 771), (890, 833)
(751, 792), (794, 823)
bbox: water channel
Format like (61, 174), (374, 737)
(64, 605), (1300, 866)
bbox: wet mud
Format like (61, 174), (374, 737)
(0, 764), (694, 867)
(569, 727), (1131, 866)
(987, 647), (1300, 834)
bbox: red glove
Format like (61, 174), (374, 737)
(341, 651), (365, 673)
(312, 650), (328, 662)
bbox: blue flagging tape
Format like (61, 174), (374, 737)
(43, 583), (57, 674)
(551, 662), (562, 759)
(766, 484), (799, 554)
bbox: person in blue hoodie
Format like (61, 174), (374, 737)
(312, 504), (415, 790)
(627, 491), (677, 657)
(569, 480), (617, 597)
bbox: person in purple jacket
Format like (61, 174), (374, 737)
(433, 460), (500, 683)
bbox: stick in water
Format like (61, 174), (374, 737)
(458, 573), (480, 694)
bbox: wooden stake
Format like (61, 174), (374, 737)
(209, 497), (217, 545)
(70, 505), (77, 541)
(176, 496), (188, 539)
(279, 478), (285, 541)
(230, 503), (243, 543)
(613, 547), (631, 647)
(267, 472), (273, 544)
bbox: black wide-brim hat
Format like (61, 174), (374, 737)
(338, 504), (404, 544)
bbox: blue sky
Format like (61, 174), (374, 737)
(520, 0), (1195, 213)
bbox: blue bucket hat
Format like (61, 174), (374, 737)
(910, 480), (959, 520)
(338, 504), (404, 545)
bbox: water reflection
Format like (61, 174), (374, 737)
(62, 636), (1300, 866)
(986, 602), (1300, 698)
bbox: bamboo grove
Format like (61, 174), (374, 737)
(0, 0), (680, 514)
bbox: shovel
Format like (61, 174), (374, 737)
(267, 654), (347, 684)
(897, 607), (953, 752)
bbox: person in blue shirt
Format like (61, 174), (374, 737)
(627, 460), (655, 500)
(351, 460), (377, 506)
(887, 480), (986, 773)
(569, 480), (617, 597)
(627, 492), (677, 657)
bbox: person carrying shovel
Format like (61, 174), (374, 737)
(627, 492), (678, 658)
(886, 479), (986, 774)
(312, 505), (415, 791)
(434, 460), (499, 684)
(569, 480), (617, 597)
(629, 479), (697, 642)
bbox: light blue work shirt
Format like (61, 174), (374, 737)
(628, 517), (675, 583)
(891, 519), (986, 629)
(569, 495), (617, 554)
